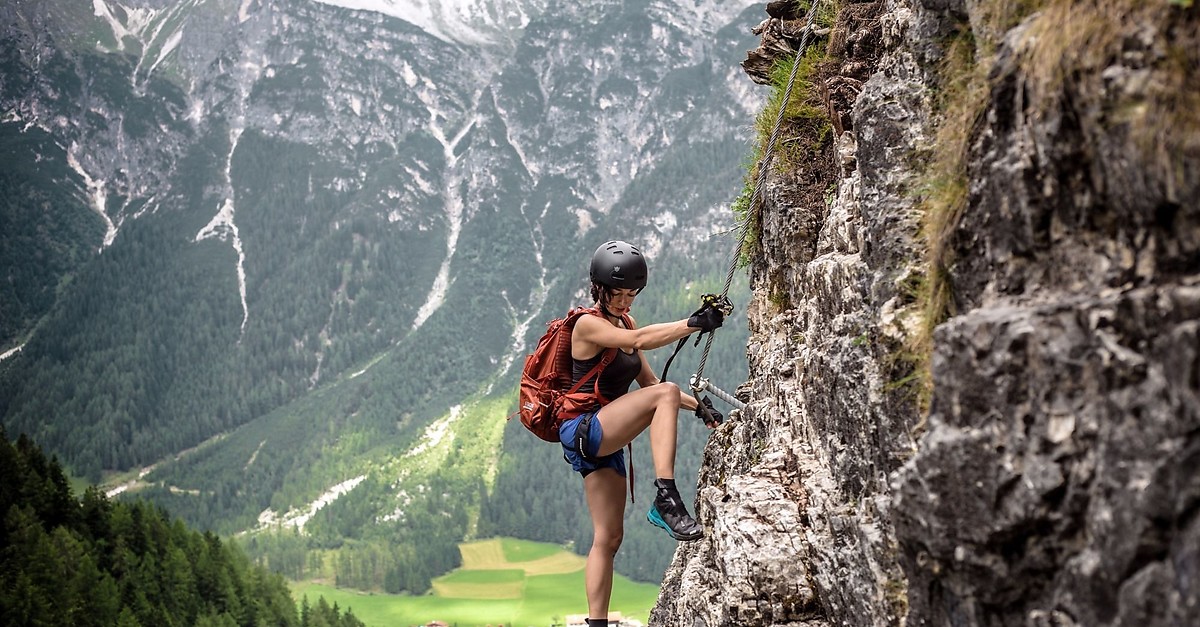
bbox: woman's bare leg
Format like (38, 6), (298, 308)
(594, 382), (703, 540)
(584, 468), (626, 618)
(594, 382), (681, 478)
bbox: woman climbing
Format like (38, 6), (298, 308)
(561, 240), (725, 627)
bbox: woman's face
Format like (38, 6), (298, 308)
(605, 288), (638, 316)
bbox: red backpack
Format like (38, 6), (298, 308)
(515, 306), (632, 442)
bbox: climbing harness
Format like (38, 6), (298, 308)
(674, 2), (825, 418)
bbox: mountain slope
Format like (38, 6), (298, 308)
(1, 0), (763, 587)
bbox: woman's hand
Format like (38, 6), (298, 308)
(694, 396), (722, 428)
(687, 307), (724, 332)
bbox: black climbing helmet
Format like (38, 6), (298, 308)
(589, 240), (648, 290)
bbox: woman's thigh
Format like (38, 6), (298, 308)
(594, 383), (677, 456)
(584, 467), (627, 543)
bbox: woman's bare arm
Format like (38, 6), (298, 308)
(573, 313), (694, 355)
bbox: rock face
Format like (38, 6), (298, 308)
(653, 1), (1199, 626)
(892, 0), (1200, 623)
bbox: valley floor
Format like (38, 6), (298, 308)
(290, 538), (659, 627)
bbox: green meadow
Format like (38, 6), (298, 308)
(290, 538), (660, 626)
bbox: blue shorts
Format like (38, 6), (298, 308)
(559, 410), (626, 477)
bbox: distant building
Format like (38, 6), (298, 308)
(565, 613), (634, 626)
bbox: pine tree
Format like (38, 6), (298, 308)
(0, 431), (302, 627)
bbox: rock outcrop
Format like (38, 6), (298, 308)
(653, 1), (1198, 625)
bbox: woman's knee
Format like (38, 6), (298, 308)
(653, 381), (681, 407)
(593, 528), (624, 555)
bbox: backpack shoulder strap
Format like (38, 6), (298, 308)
(563, 307), (622, 398)
(566, 349), (613, 395)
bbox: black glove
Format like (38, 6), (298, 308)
(695, 396), (723, 427)
(687, 307), (724, 333)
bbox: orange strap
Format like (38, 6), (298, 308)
(575, 308), (636, 503)
(627, 442), (634, 504)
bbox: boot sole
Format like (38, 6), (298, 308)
(646, 507), (703, 541)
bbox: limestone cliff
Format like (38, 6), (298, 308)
(652, 1), (1199, 625)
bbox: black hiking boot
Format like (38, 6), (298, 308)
(646, 478), (703, 541)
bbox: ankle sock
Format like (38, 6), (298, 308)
(587, 619), (608, 627)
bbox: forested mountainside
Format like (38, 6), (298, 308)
(0, 428), (364, 627)
(652, 0), (1200, 626)
(0, 0), (761, 590)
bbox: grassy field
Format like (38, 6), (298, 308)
(290, 538), (660, 627)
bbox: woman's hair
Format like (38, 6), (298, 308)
(591, 282), (641, 308)
(590, 282), (610, 305)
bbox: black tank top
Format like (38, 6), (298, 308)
(571, 347), (641, 401)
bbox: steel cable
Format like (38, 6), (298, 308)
(691, 2), (824, 394)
